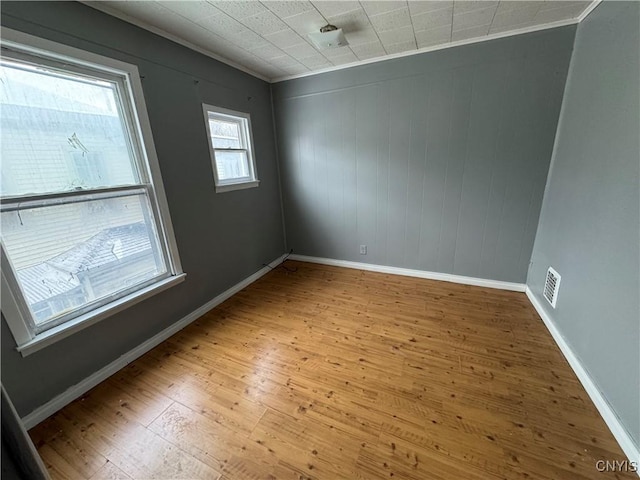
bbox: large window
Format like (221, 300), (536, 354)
(0, 30), (184, 355)
(203, 104), (259, 192)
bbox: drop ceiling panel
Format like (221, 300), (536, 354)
(411, 7), (454, 31)
(86, 0), (596, 81)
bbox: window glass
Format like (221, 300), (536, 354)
(203, 105), (258, 191)
(0, 60), (138, 196)
(209, 118), (241, 149)
(0, 38), (180, 344)
(215, 151), (250, 180)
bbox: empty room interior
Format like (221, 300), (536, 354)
(0, 0), (638, 479)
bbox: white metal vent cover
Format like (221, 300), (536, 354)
(544, 267), (561, 308)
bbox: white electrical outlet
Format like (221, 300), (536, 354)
(360, 245), (367, 255)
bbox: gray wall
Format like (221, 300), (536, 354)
(1, 2), (285, 417)
(272, 26), (575, 283)
(528, 1), (640, 447)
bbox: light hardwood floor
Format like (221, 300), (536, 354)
(30, 261), (634, 480)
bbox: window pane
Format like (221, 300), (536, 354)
(1, 194), (167, 327)
(0, 60), (138, 196)
(214, 151), (250, 181)
(209, 117), (241, 149)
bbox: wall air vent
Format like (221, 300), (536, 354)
(543, 267), (561, 308)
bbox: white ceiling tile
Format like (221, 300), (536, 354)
(491, 4), (540, 28)
(282, 41), (320, 58)
(112, 3), (203, 39)
(360, 1), (407, 16)
(99, 2), (178, 30)
(194, 10), (247, 35)
(160, 1), (220, 21)
(248, 43), (288, 60)
(408, 1), (453, 15)
(453, 0), (498, 15)
(257, 65), (288, 78)
(281, 64), (311, 75)
(218, 44), (262, 63)
(209, 1), (267, 19)
(299, 54), (333, 68)
(411, 7), (453, 31)
(495, 1), (545, 13)
(369, 7), (412, 31)
(452, 23), (490, 40)
(489, 19), (537, 33)
(263, 1), (316, 18)
(322, 46), (357, 58)
(209, 39), (244, 56)
(282, 9), (329, 36)
(385, 39), (417, 54)
(177, 26), (225, 48)
(537, 1), (590, 12)
(239, 56), (275, 69)
(311, 1), (361, 18)
(269, 54), (305, 68)
(326, 9), (373, 33)
(263, 28), (308, 48)
(415, 24), (452, 48)
(93, 0), (597, 79)
(241, 10), (289, 36)
(377, 25), (416, 45)
(453, 5), (497, 31)
(329, 52), (359, 65)
(224, 30), (271, 50)
(350, 40), (387, 59)
(534, 2), (589, 22)
(343, 27), (380, 45)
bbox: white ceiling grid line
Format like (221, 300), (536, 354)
(85, 0), (597, 82)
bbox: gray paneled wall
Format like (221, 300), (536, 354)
(273, 27), (576, 283)
(528, 1), (640, 446)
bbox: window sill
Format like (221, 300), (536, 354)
(16, 273), (186, 357)
(215, 180), (260, 193)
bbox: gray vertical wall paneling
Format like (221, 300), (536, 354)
(341, 91), (357, 260)
(476, 61), (523, 281)
(405, 75), (429, 268)
(453, 61), (507, 278)
(438, 68), (473, 274)
(492, 59), (534, 282)
(419, 70), (453, 271)
(375, 82), (392, 266)
(356, 85), (379, 262)
(324, 91), (344, 260)
(383, 77), (410, 267)
(273, 27), (575, 283)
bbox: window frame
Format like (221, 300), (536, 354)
(0, 28), (185, 356)
(202, 104), (260, 193)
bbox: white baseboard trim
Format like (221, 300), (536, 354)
(21, 254), (288, 430)
(288, 254), (526, 292)
(525, 287), (640, 467)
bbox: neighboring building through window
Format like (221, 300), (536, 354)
(202, 104), (259, 193)
(0, 29), (184, 355)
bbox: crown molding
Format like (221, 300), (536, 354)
(577, 0), (603, 22)
(271, 17), (580, 83)
(82, 1), (269, 82)
(82, 0), (602, 85)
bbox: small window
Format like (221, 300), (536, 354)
(0, 29), (184, 355)
(203, 104), (259, 193)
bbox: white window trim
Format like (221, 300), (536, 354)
(0, 28), (185, 356)
(202, 104), (260, 193)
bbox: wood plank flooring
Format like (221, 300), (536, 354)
(29, 261), (634, 479)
